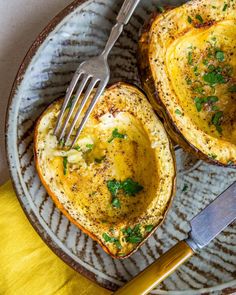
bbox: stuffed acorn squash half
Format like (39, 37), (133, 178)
(139, 0), (236, 167)
(34, 83), (176, 258)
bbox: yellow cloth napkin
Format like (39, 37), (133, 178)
(0, 181), (111, 295)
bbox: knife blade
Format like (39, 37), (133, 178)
(114, 181), (236, 295)
(186, 181), (236, 250)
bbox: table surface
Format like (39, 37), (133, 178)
(0, 0), (73, 185)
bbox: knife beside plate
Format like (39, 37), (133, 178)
(114, 181), (236, 295)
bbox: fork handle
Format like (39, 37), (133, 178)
(117, 0), (141, 24)
(102, 0), (140, 58)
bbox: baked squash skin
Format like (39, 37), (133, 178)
(34, 82), (176, 259)
(138, 0), (236, 167)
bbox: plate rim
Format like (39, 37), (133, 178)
(5, 0), (236, 293)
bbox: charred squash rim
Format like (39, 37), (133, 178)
(34, 82), (177, 259)
(138, 6), (236, 168)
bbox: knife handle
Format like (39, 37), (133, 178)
(113, 241), (194, 295)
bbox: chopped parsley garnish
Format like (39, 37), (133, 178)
(63, 157), (68, 175)
(212, 105), (220, 111)
(108, 128), (126, 143)
(188, 52), (193, 65)
(193, 66), (199, 76)
(194, 87), (204, 94)
(121, 178), (144, 196)
(208, 64), (216, 72)
(228, 85), (236, 92)
(175, 109), (182, 115)
(157, 5), (165, 13)
(122, 224), (142, 244)
(207, 96), (219, 103)
(95, 156), (106, 163)
(145, 225), (154, 233)
(227, 160), (234, 165)
(187, 16), (192, 23)
(215, 51), (225, 62)
(66, 95), (76, 109)
(203, 59), (209, 66)
(203, 71), (226, 85)
(107, 180), (122, 196)
(194, 97), (203, 112)
(195, 14), (204, 23)
(186, 78), (192, 85)
(194, 96), (219, 112)
(107, 178), (143, 207)
(86, 144), (94, 151)
(223, 3), (228, 11)
(182, 184), (188, 192)
(111, 197), (121, 209)
(73, 145), (81, 151)
(209, 153), (217, 159)
(211, 111), (223, 133)
(59, 138), (65, 147)
(102, 233), (122, 249)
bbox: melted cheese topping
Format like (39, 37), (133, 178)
(35, 83), (175, 257)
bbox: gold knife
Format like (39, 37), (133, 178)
(114, 181), (236, 295)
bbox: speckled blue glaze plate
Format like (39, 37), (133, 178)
(6, 0), (236, 293)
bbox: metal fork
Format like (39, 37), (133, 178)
(54, 0), (141, 147)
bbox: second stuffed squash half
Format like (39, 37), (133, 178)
(139, 0), (236, 167)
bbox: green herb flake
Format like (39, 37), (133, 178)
(212, 105), (220, 111)
(194, 87), (204, 94)
(194, 97), (203, 112)
(122, 178), (143, 196)
(215, 51), (225, 62)
(211, 111), (223, 133)
(102, 233), (112, 242)
(195, 14), (204, 24)
(86, 144), (94, 151)
(203, 59), (209, 66)
(186, 78), (192, 85)
(145, 225), (154, 233)
(95, 156), (106, 163)
(175, 109), (182, 115)
(182, 184), (188, 192)
(222, 3), (228, 11)
(188, 51), (193, 65)
(66, 95), (76, 109)
(208, 64), (215, 72)
(227, 160), (234, 165)
(63, 157), (68, 175)
(207, 96), (219, 103)
(102, 233), (122, 249)
(111, 197), (121, 209)
(209, 153), (217, 159)
(228, 85), (236, 92)
(59, 138), (65, 147)
(123, 224), (143, 244)
(73, 145), (81, 151)
(203, 72), (226, 85)
(157, 5), (165, 13)
(187, 16), (193, 23)
(212, 5), (217, 8)
(107, 180), (122, 197)
(108, 128), (126, 143)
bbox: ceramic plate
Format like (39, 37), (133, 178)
(6, 0), (236, 293)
